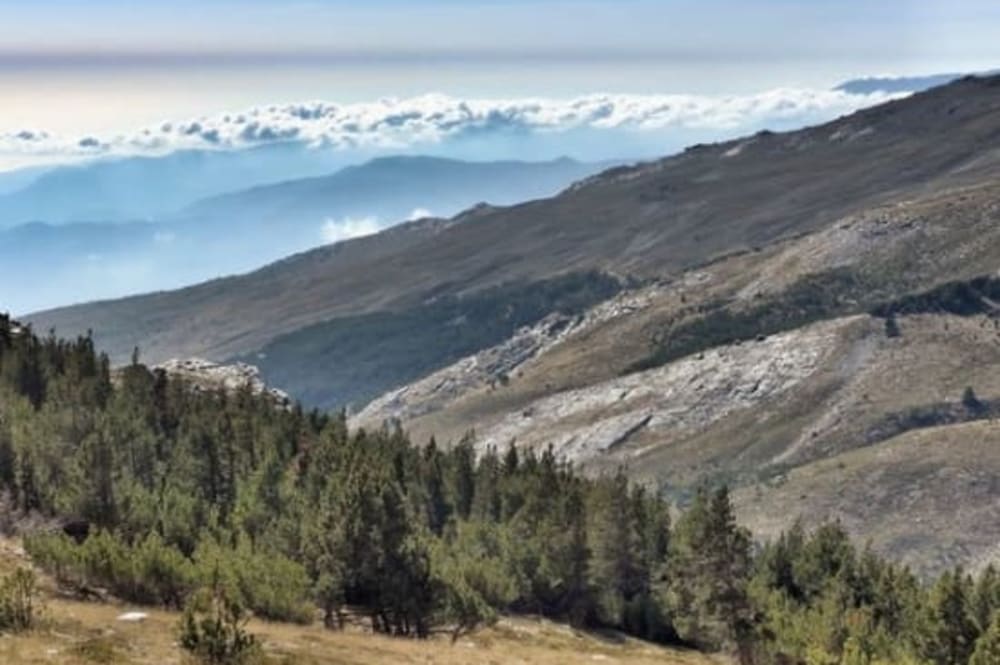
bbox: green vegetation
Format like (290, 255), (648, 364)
(243, 270), (622, 409)
(631, 267), (886, 372)
(871, 276), (1000, 318)
(5, 314), (1000, 663)
(180, 583), (261, 665)
(634, 272), (1000, 374)
(628, 268), (1000, 372)
(0, 568), (39, 633)
(863, 394), (1000, 448)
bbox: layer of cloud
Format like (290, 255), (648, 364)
(0, 88), (903, 162)
(320, 216), (382, 244)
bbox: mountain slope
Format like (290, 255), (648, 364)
(28, 75), (1000, 369)
(3, 156), (605, 314)
(735, 420), (1000, 577)
(349, 178), (1000, 574)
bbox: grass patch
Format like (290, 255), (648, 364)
(70, 635), (129, 664)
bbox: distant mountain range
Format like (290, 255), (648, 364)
(0, 143), (354, 227)
(1, 155), (609, 313)
(835, 70), (1000, 94)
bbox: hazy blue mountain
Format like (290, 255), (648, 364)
(0, 143), (351, 228)
(0, 164), (52, 196)
(179, 155), (606, 231)
(834, 71), (999, 95)
(1, 155), (610, 314)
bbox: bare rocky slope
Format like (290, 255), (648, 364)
(23, 74), (1000, 573)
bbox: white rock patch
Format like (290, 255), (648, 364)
(475, 318), (849, 464)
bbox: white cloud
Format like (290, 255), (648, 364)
(320, 216), (382, 244)
(408, 208), (433, 221)
(0, 89), (903, 161)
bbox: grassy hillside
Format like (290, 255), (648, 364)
(734, 420), (1000, 578)
(0, 540), (713, 665)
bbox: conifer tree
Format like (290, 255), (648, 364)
(560, 483), (594, 626)
(591, 470), (643, 627)
(668, 486), (755, 660)
(971, 612), (1000, 665)
(916, 568), (978, 665)
(451, 435), (476, 520)
(971, 564), (1000, 636)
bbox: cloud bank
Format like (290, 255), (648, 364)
(1, 88), (902, 162)
(320, 216), (383, 244)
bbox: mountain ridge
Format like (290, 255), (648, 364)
(27, 74), (1000, 363)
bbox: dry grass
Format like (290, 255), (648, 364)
(0, 540), (713, 665)
(735, 419), (1000, 577)
(0, 602), (714, 665)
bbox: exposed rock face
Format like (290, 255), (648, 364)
(472, 317), (849, 463)
(353, 284), (671, 428)
(156, 358), (290, 405)
(353, 313), (578, 425)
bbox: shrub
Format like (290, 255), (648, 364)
(431, 524), (518, 641)
(130, 531), (196, 607)
(26, 530), (195, 606)
(79, 530), (130, 593)
(963, 386), (984, 413)
(179, 585), (261, 665)
(23, 532), (82, 588)
(884, 314), (901, 338)
(194, 537), (314, 624)
(235, 546), (313, 624)
(0, 568), (40, 632)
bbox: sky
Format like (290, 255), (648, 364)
(1, 0), (1000, 169)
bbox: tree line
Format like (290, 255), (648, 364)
(2, 313), (1000, 664)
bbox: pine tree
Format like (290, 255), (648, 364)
(421, 439), (451, 535)
(560, 483), (594, 627)
(971, 612), (1000, 665)
(971, 564), (1000, 636)
(471, 447), (502, 522)
(451, 436), (476, 520)
(0, 421), (16, 490)
(590, 470), (643, 627)
(78, 427), (117, 528)
(917, 568), (977, 665)
(667, 486), (755, 660)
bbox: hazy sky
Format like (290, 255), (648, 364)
(1, 0), (999, 167)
